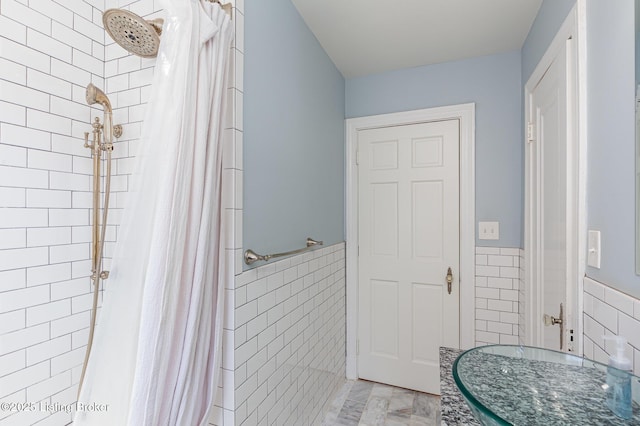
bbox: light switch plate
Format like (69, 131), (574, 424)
(587, 230), (601, 268)
(478, 221), (499, 240)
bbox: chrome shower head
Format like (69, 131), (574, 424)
(103, 9), (163, 58)
(86, 83), (112, 114)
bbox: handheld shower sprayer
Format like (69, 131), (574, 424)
(85, 83), (122, 142)
(86, 83), (112, 114)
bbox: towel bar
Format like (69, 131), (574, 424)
(244, 238), (323, 265)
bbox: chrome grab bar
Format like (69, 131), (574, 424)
(244, 238), (323, 265)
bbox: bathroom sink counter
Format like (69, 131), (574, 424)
(440, 347), (481, 426)
(453, 345), (640, 425)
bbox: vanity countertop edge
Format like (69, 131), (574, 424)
(440, 346), (480, 426)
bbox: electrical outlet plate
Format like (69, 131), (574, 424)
(478, 221), (499, 240)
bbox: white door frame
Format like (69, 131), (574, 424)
(524, 2), (587, 354)
(345, 103), (476, 379)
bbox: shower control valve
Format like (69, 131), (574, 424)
(92, 116), (103, 130)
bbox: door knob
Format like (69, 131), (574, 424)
(542, 303), (564, 350)
(543, 314), (562, 326)
(446, 267), (453, 294)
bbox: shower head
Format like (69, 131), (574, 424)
(103, 9), (163, 58)
(86, 83), (112, 114)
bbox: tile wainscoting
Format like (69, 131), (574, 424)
(474, 247), (523, 346)
(473, 250), (640, 377)
(212, 245), (640, 425)
(583, 277), (640, 375)
(212, 242), (346, 426)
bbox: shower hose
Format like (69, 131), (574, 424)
(77, 119), (113, 398)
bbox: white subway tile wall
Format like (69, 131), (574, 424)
(582, 277), (640, 375)
(475, 247), (521, 346)
(230, 244), (346, 426)
(0, 0), (243, 424)
(0, 0), (103, 424)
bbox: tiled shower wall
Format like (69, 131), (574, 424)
(474, 247), (523, 346)
(0, 0), (106, 424)
(582, 277), (640, 375)
(0, 0), (243, 425)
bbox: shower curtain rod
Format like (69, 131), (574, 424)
(208, 0), (232, 17)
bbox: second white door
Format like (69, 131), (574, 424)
(357, 119), (460, 394)
(527, 37), (574, 352)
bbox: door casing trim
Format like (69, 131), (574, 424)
(345, 103), (476, 379)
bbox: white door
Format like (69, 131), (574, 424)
(357, 120), (460, 394)
(528, 39), (573, 352)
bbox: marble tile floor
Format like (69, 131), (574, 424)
(322, 380), (441, 426)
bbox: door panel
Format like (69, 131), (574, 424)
(411, 282), (442, 364)
(357, 120), (460, 394)
(412, 181), (443, 260)
(412, 136), (443, 168)
(372, 183), (398, 256)
(370, 279), (399, 357)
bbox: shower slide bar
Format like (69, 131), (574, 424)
(244, 238), (323, 265)
(78, 83), (122, 397)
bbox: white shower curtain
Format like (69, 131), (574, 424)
(74, 1), (233, 425)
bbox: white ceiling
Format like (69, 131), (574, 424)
(291, 0), (543, 79)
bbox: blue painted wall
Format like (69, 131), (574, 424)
(523, 0), (640, 298)
(243, 0), (345, 266)
(521, 0), (576, 83)
(346, 51), (523, 248)
(244, 0), (640, 297)
(584, 0), (638, 298)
